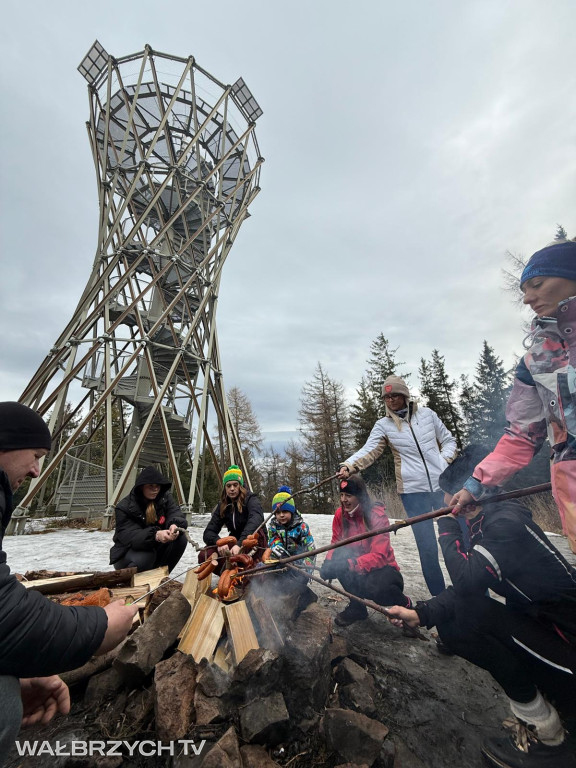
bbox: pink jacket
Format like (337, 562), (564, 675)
(465, 295), (576, 497)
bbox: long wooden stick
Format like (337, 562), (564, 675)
(236, 481), (553, 578)
(284, 562), (427, 640)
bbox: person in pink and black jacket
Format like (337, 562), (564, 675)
(451, 239), (576, 554)
(320, 474), (412, 626)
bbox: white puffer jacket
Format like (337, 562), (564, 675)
(342, 403), (458, 494)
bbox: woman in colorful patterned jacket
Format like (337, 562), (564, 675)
(452, 239), (576, 553)
(267, 485), (315, 573)
(320, 475), (412, 626)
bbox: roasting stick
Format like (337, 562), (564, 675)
(284, 562), (427, 640)
(235, 482), (553, 579)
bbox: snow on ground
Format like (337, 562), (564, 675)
(4, 514), (574, 604)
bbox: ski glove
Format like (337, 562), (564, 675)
(320, 557), (346, 580)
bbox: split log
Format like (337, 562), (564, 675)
(132, 566), (169, 591)
(181, 569), (211, 607)
(222, 601), (259, 665)
(246, 596), (284, 652)
(22, 567), (137, 595)
(178, 594), (224, 662)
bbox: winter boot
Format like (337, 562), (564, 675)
(481, 718), (576, 768)
(334, 600), (368, 627)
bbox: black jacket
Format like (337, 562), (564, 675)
(203, 491), (264, 547)
(109, 467), (187, 564)
(416, 500), (576, 636)
(0, 470), (108, 677)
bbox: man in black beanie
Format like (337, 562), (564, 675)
(386, 445), (576, 768)
(0, 402), (138, 762)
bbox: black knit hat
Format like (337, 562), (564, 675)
(438, 445), (490, 495)
(0, 402), (52, 452)
(339, 475), (367, 498)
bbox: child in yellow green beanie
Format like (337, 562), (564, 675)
(267, 486), (316, 573)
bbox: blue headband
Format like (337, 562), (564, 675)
(520, 241), (576, 287)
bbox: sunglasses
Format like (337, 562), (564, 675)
(384, 393), (404, 400)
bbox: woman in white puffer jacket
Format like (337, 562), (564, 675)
(338, 375), (458, 596)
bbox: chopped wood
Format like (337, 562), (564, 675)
(22, 573), (95, 593)
(178, 594), (224, 662)
(213, 640), (231, 673)
(181, 569), (211, 607)
(222, 601), (259, 665)
(109, 585), (149, 602)
(22, 569), (92, 581)
(61, 588), (111, 607)
(247, 595), (285, 652)
(22, 567), (137, 595)
(132, 566), (169, 591)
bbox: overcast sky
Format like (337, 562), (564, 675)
(1, 0), (575, 439)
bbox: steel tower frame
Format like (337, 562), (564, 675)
(15, 41), (263, 526)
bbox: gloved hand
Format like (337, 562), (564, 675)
(271, 544), (290, 560)
(320, 557), (346, 581)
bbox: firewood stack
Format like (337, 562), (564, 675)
(14, 568), (397, 768)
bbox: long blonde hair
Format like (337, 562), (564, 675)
(145, 502), (158, 525)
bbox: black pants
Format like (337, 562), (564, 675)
(438, 594), (576, 713)
(339, 566), (411, 608)
(113, 535), (187, 574)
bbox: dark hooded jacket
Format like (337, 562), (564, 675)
(0, 469), (108, 677)
(203, 491), (264, 547)
(416, 499), (576, 637)
(109, 467), (187, 565)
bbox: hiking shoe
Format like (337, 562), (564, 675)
(482, 729), (576, 768)
(334, 601), (368, 626)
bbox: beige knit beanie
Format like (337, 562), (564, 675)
(382, 375), (410, 400)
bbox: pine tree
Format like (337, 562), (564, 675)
(458, 374), (475, 444)
(226, 386), (263, 461)
(349, 377), (385, 485)
(365, 333), (408, 414)
(299, 363), (352, 513)
(465, 342), (510, 447)
(554, 224), (568, 241)
(419, 350), (464, 449)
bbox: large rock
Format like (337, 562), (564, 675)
(83, 666), (124, 706)
(154, 651), (197, 740)
(230, 648), (283, 701)
(113, 592), (191, 686)
(199, 727), (242, 768)
(283, 602), (333, 717)
(334, 658), (378, 717)
(240, 744), (281, 767)
(196, 657), (230, 698)
(194, 688), (227, 725)
(238, 691), (290, 745)
(322, 708), (389, 766)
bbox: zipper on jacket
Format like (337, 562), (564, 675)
(408, 420), (435, 494)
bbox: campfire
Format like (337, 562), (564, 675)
(16, 563), (396, 767)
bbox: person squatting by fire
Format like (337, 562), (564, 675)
(320, 474), (413, 627)
(198, 465), (267, 576)
(387, 446), (576, 768)
(267, 485), (316, 576)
